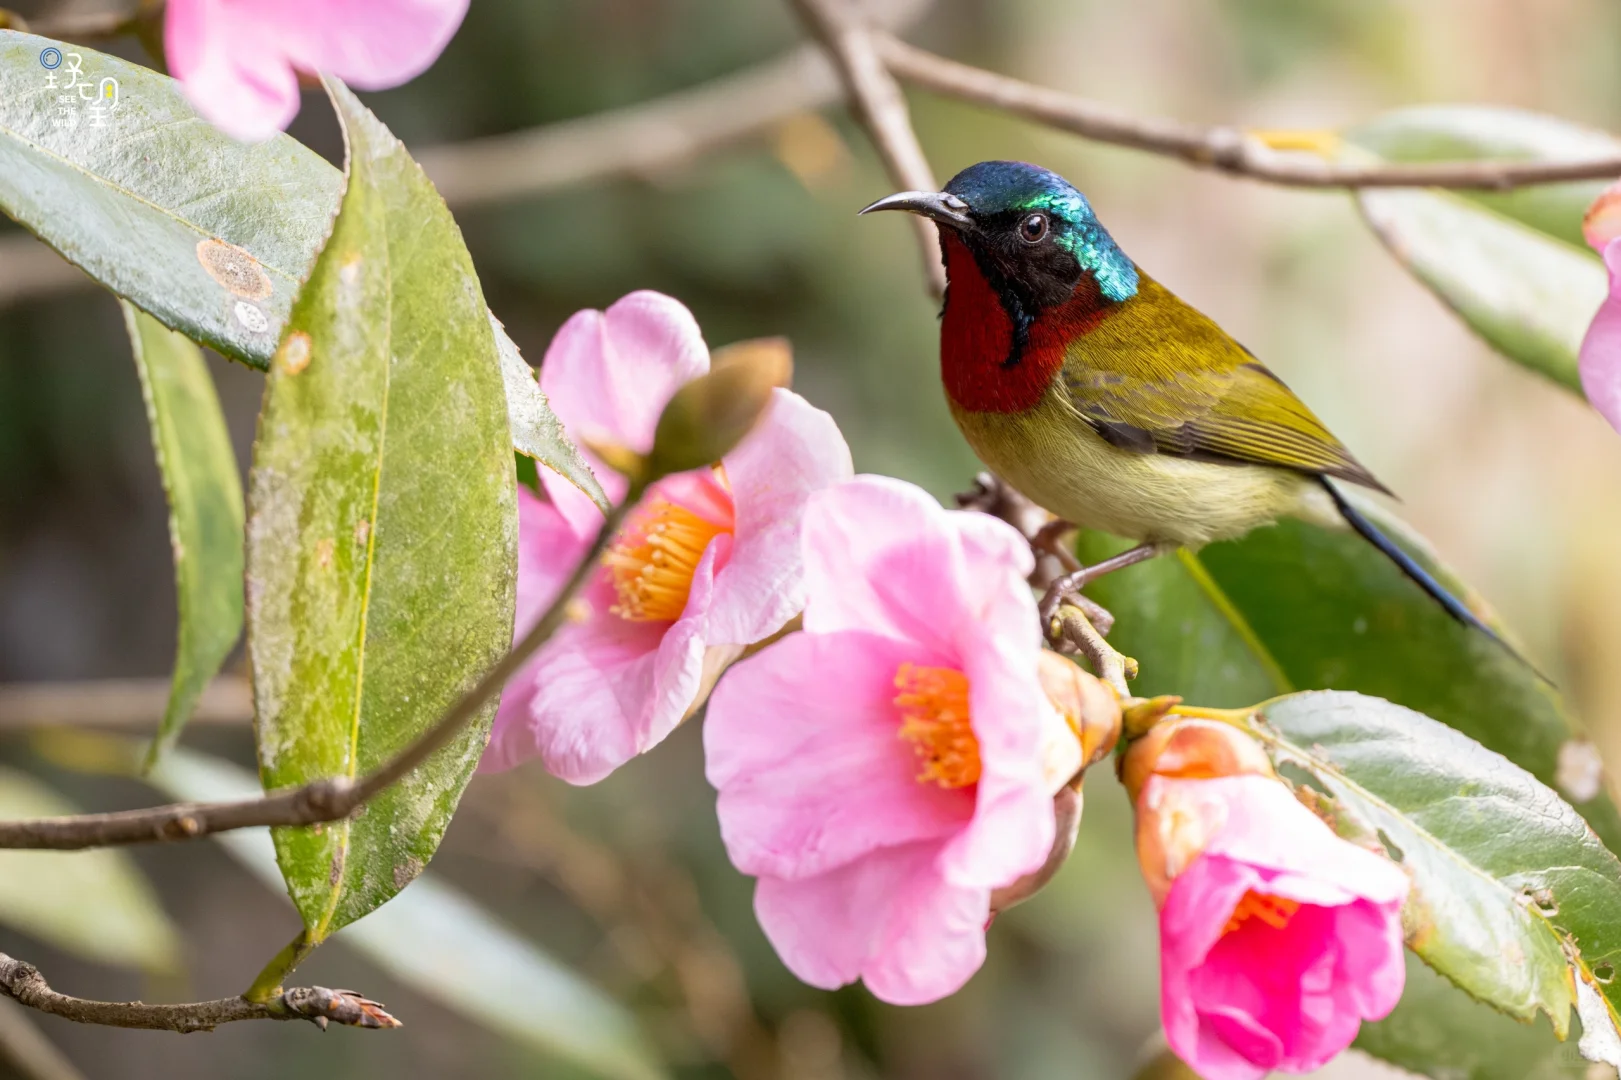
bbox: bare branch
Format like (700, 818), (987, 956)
(877, 34), (1621, 190)
(0, 495), (633, 850)
(0, 953), (398, 1033)
(0, 677), (251, 732)
(20, 9), (140, 41)
(788, 0), (945, 297)
(0, 998), (85, 1080)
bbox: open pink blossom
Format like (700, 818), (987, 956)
(1581, 181), (1621, 433)
(704, 476), (1087, 1005)
(480, 291), (852, 785)
(1139, 772), (1409, 1080)
(167, 0), (470, 141)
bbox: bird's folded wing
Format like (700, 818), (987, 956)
(1058, 302), (1388, 493)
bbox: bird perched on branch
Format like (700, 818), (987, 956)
(861, 159), (1512, 655)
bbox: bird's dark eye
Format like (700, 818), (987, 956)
(1018, 213), (1049, 244)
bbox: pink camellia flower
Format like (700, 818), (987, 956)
(1126, 720), (1409, 1080)
(167, 0), (470, 142)
(481, 291), (852, 785)
(1581, 181), (1621, 433)
(704, 476), (1098, 1005)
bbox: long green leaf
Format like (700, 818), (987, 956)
(247, 80), (515, 942)
(144, 748), (667, 1080)
(1344, 106), (1617, 394)
(0, 767), (179, 973)
(1251, 691), (1621, 1065)
(123, 304), (243, 764)
(1078, 501), (1621, 851)
(0, 30), (604, 508)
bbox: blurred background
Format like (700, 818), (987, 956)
(4, 0), (1621, 1076)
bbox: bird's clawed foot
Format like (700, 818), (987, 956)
(1037, 540), (1176, 639)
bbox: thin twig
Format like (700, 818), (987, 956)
(0, 494), (633, 850)
(0, 998), (85, 1080)
(1055, 603), (1136, 698)
(21, 9), (140, 41)
(0, 677), (251, 731)
(0, 953), (398, 1032)
(788, 0), (946, 297)
(877, 34), (1621, 190)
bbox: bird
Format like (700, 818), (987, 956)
(860, 159), (1515, 657)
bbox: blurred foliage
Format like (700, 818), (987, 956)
(5, 0), (1621, 1077)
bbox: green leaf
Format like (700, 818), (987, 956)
(144, 748), (666, 1080)
(0, 766), (180, 973)
(246, 80), (516, 942)
(0, 30), (604, 509)
(1077, 499), (1621, 854)
(1251, 690), (1621, 1063)
(1343, 106), (1616, 393)
(1356, 953), (1576, 1080)
(123, 304), (243, 765)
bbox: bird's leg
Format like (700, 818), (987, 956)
(1028, 520), (1115, 634)
(1038, 541), (1176, 634)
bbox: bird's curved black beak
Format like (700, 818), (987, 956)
(858, 190), (973, 230)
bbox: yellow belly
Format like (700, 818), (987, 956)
(949, 387), (1336, 548)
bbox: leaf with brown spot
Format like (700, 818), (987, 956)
(0, 31), (605, 510)
(247, 80), (516, 944)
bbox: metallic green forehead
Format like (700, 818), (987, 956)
(1018, 190), (1139, 303)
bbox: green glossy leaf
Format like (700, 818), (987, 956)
(0, 767), (179, 973)
(1077, 499), (1621, 854)
(1356, 953), (1576, 1080)
(1343, 106), (1616, 393)
(0, 30), (604, 509)
(247, 80), (516, 941)
(145, 748), (667, 1080)
(1252, 691), (1621, 1063)
(123, 304), (243, 765)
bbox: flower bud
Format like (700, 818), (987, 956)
(1119, 716), (1273, 803)
(1036, 650), (1121, 780)
(645, 337), (794, 482)
(1586, 179), (1621, 252)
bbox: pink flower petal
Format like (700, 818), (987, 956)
(166, 0), (467, 142)
(1580, 238), (1621, 434)
(705, 630), (968, 881)
(481, 487), (594, 774)
(491, 533), (727, 783)
(754, 841), (991, 1005)
(800, 476), (1034, 655)
(705, 390), (853, 647)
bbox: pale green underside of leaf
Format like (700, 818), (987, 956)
(146, 749), (667, 1080)
(1345, 105), (1616, 395)
(0, 30), (605, 510)
(247, 80), (517, 939)
(123, 304), (244, 765)
(1253, 691), (1621, 1065)
(0, 767), (180, 973)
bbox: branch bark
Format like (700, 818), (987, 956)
(0, 494), (633, 850)
(0, 954), (398, 1032)
(877, 34), (1621, 190)
(788, 0), (946, 298)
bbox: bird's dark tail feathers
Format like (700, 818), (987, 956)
(1318, 477), (1541, 676)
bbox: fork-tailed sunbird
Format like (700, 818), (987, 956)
(862, 159), (1513, 655)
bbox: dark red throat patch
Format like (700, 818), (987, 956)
(939, 232), (1117, 414)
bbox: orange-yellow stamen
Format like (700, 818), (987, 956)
(603, 496), (730, 622)
(894, 663), (980, 789)
(1224, 890), (1301, 935)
